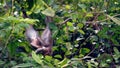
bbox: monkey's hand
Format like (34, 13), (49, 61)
(35, 46), (52, 55)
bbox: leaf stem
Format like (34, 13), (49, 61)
(42, 0), (49, 8)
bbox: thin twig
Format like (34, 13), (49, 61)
(98, 14), (120, 22)
(57, 18), (72, 25)
(84, 47), (96, 58)
(113, 14), (120, 17)
(11, 0), (14, 15)
(77, 33), (94, 60)
(85, 14), (120, 23)
(90, 13), (100, 24)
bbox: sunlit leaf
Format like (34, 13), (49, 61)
(71, 13), (78, 22)
(0, 60), (5, 65)
(42, 7), (55, 17)
(12, 63), (34, 68)
(106, 15), (120, 25)
(45, 56), (52, 62)
(54, 55), (62, 59)
(78, 29), (85, 34)
(86, 13), (93, 17)
(69, 26), (74, 32)
(114, 47), (119, 55)
(67, 22), (73, 26)
(65, 5), (71, 9)
(80, 48), (90, 55)
(32, 51), (43, 65)
(54, 59), (60, 65)
(0, 16), (39, 24)
(52, 30), (59, 38)
(58, 58), (69, 67)
(78, 4), (86, 8)
(77, 23), (84, 29)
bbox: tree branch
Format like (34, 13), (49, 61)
(57, 18), (72, 25)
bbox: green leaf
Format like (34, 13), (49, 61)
(58, 58), (68, 67)
(100, 62), (109, 67)
(77, 23), (84, 29)
(86, 13), (93, 17)
(65, 51), (72, 55)
(87, 62), (92, 68)
(30, 0), (46, 13)
(49, 23), (58, 30)
(31, 51), (43, 65)
(80, 48), (90, 55)
(114, 47), (120, 55)
(78, 4), (86, 8)
(69, 26), (74, 32)
(54, 59), (60, 65)
(71, 13), (78, 22)
(67, 22), (73, 26)
(20, 18), (39, 24)
(65, 5), (71, 9)
(12, 63), (34, 68)
(56, 37), (64, 44)
(78, 29), (85, 34)
(111, 38), (119, 45)
(54, 55), (62, 59)
(52, 30), (59, 38)
(106, 15), (120, 25)
(0, 60), (5, 65)
(66, 42), (73, 51)
(0, 16), (39, 24)
(42, 7), (55, 17)
(45, 56), (52, 62)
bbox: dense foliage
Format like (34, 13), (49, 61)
(0, 0), (120, 68)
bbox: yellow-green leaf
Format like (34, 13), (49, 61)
(78, 29), (85, 34)
(86, 13), (93, 17)
(42, 7), (55, 17)
(31, 51), (43, 64)
(65, 5), (71, 9)
(67, 22), (73, 26)
(106, 15), (120, 25)
(77, 23), (84, 28)
(58, 58), (68, 67)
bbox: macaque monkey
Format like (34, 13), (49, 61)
(35, 16), (53, 55)
(25, 16), (53, 55)
(21, 6), (53, 55)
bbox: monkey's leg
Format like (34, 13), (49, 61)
(30, 39), (41, 48)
